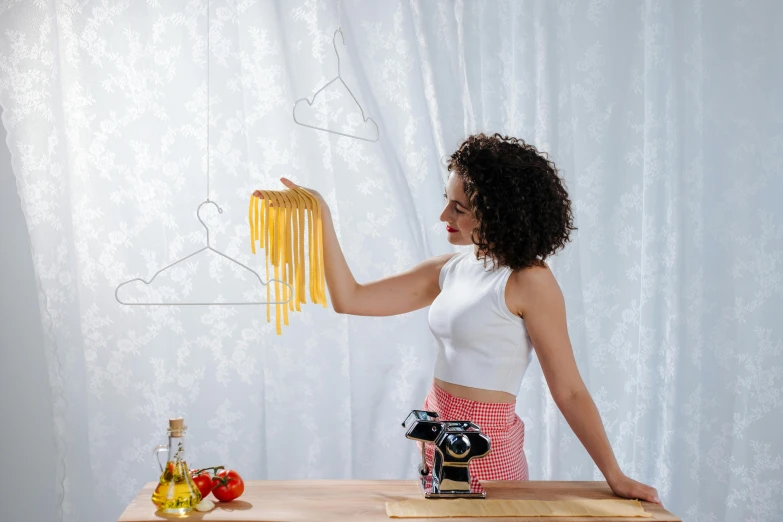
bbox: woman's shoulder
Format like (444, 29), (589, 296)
(506, 262), (560, 315)
(509, 261), (557, 290)
(414, 252), (461, 281)
(430, 252), (464, 289)
(434, 251), (465, 267)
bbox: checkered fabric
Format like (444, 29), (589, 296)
(421, 382), (529, 482)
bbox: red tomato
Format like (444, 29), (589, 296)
(211, 469), (244, 502)
(190, 469), (214, 498)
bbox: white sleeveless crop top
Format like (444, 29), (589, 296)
(428, 252), (534, 396)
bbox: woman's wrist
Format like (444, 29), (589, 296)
(604, 466), (625, 485)
(317, 198), (331, 216)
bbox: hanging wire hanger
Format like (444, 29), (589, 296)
(115, 0), (293, 307)
(114, 201), (293, 305)
(293, 0), (379, 142)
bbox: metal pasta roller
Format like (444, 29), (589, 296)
(402, 410), (491, 498)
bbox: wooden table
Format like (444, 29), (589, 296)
(118, 480), (680, 522)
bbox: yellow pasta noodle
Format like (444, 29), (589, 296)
(249, 187), (327, 335)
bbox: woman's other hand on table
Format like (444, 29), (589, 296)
(607, 473), (661, 505)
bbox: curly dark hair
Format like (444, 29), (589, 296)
(447, 133), (576, 271)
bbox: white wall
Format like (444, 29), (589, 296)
(0, 109), (59, 522)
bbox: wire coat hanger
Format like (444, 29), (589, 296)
(115, 201), (293, 305)
(293, 28), (379, 142)
(115, 0), (293, 307)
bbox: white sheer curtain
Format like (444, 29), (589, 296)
(1, 1), (781, 521)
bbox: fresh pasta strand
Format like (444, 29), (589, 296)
(282, 189), (300, 312)
(294, 186), (324, 306)
(256, 191), (264, 246)
(279, 189), (295, 313)
(292, 190), (306, 310)
(280, 192), (290, 326)
(248, 187), (328, 335)
(263, 195), (271, 325)
(249, 196), (257, 255)
(299, 186), (326, 307)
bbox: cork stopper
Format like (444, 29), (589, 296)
(168, 417), (186, 437)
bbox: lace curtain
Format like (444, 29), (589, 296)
(1, 1), (781, 520)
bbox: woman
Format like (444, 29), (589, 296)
(276, 133), (660, 504)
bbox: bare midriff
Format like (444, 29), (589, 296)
(433, 378), (516, 404)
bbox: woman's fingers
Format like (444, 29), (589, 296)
(609, 475), (661, 506)
(254, 179), (322, 209)
(280, 177), (324, 204)
(280, 177), (298, 189)
(636, 484), (661, 505)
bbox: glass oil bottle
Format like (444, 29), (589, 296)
(151, 417), (202, 515)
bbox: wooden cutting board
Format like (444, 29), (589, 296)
(117, 480), (680, 522)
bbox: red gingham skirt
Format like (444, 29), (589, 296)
(421, 382), (529, 481)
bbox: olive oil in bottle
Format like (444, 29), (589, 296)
(151, 417), (201, 515)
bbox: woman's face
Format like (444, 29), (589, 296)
(440, 172), (478, 246)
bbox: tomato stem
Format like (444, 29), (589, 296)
(213, 475), (235, 486)
(193, 465), (225, 475)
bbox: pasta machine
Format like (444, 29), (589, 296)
(401, 410), (491, 499)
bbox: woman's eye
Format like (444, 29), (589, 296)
(444, 192), (463, 213)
